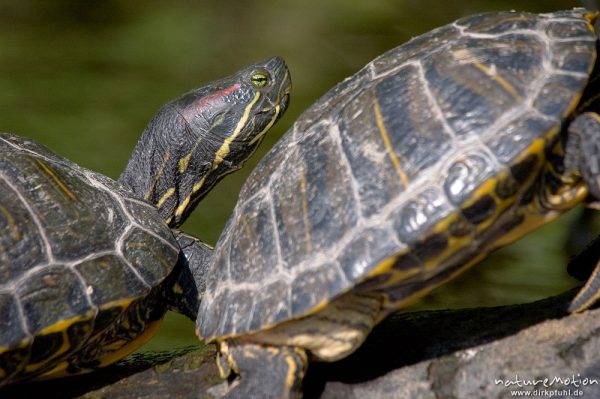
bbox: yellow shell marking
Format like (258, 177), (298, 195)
(471, 62), (522, 101)
(362, 138), (556, 298)
(364, 252), (417, 284)
(38, 312), (95, 336)
(241, 215), (254, 243)
(33, 299), (133, 380)
(38, 318), (164, 380)
(380, 250), (491, 316)
(0, 338), (32, 356)
(34, 158), (76, 201)
(373, 96), (410, 187)
(421, 167), (536, 272)
(36, 298), (154, 380)
(25, 312), (95, 374)
(97, 318), (164, 368)
(0, 204), (20, 241)
(0, 337), (32, 379)
(299, 166), (312, 252)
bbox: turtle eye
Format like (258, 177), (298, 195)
(251, 72), (269, 88)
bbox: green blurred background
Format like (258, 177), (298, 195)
(0, 0), (593, 351)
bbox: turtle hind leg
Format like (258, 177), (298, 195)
(565, 112), (600, 312)
(215, 340), (308, 399)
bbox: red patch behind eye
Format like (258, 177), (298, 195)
(182, 83), (241, 123)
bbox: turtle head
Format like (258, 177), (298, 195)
(119, 57), (291, 227)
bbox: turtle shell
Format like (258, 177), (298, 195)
(0, 133), (179, 382)
(198, 9), (597, 340)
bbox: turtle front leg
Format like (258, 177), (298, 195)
(564, 112), (600, 311)
(163, 231), (213, 321)
(567, 233), (600, 312)
(214, 340), (308, 399)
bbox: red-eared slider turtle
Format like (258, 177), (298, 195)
(197, 9), (600, 398)
(0, 57), (291, 386)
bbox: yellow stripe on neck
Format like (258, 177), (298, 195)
(178, 153), (192, 173)
(156, 187), (175, 208)
(172, 91), (262, 219)
(214, 91), (262, 169)
(145, 150), (171, 200)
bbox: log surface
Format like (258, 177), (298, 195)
(3, 289), (600, 399)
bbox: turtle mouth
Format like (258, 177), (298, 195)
(263, 91), (290, 114)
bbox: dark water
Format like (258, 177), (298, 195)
(0, 0), (589, 351)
